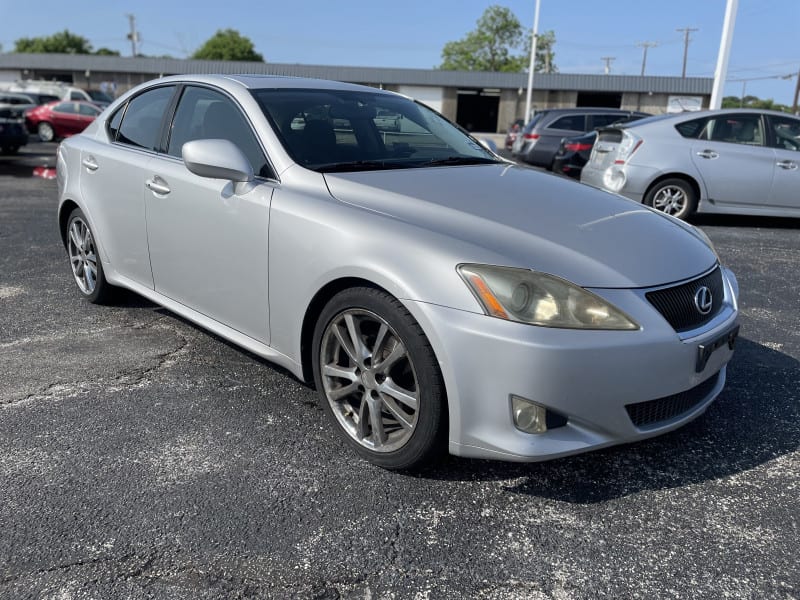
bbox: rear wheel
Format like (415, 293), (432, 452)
(38, 122), (55, 142)
(645, 178), (697, 220)
(312, 287), (447, 470)
(65, 208), (116, 304)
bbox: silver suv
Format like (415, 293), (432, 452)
(580, 109), (800, 220)
(511, 107), (649, 168)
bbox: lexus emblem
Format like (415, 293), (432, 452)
(694, 286), (713, 315)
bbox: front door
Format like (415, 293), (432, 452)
(145, 85), (275, 344)
(766, 114), (800, 211)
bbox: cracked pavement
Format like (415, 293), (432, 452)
(1, 144), (799, 599)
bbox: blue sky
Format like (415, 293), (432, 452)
(1, 0), (797, 104)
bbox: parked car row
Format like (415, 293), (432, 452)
(511, 108), (650, 168)
(0, 89), (107, 151)
(507, 105), (800, 220)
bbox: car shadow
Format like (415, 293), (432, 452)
(416, 337), (799, 503)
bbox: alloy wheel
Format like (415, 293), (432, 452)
(67, 217), (98, 295)
(319, 309), (420, 453)
(652, 185), (687, 216)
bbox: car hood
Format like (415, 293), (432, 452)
(323, 164), (716, 288)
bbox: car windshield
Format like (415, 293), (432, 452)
(251, 88), (500, 172)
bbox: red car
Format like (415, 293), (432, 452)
(25, 100), (102, 142)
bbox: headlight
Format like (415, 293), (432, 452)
(458, 264), (639, 330)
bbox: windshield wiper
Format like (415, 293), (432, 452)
(316, 160), (414, 173)
(420, 156), (500, 167)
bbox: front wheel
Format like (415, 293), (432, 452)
(312, 287), (447, 470)
(644, 178), (697, 220)
(65, 208), (115, 304)
(38, 122), (55, 142)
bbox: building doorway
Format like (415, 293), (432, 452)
(456, 89), (500, 132)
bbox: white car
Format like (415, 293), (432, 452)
(56, 75), (740, 469)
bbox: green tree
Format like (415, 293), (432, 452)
(94, 47), (121, 56)
(191, 29), (263, 62)
(439, 5), (556, 73)
(722, 94), (791, 112)
(14, 29), (93, 54)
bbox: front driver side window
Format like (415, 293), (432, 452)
(167, 86), (273, 179)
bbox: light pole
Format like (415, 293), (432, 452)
(523, 0), (541, 123)
(710, 0), (738, 110)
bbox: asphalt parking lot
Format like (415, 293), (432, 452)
(1, 141), (798, 599)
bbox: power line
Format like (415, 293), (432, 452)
(676, 27), (699, 78)
(636, 41), (658, 76)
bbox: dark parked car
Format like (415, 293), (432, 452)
(512, 108), (650, 168)
(551, 114), (650, 179)
(0, 105), (28, 154)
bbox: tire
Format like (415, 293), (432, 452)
(312, 287), (447, 470)
(38, 122), (55, 142)
(65, 208), (116, 304)
(644, 178), (697, 220)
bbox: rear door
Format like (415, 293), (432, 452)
(766, 114), (800, 210)
(689, 113), (775, 210)
(79, 85), (177, 288)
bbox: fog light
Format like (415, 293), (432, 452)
(511, 395), (548, 434)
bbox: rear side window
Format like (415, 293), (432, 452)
(116, 86), (175, 151)
(548, 114), (586, 132)
(78, 103), (100, 116)
(768, 115), (800, 152)
(675, 117), (708, 139)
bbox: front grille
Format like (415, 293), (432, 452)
(646, 267), (724, 332)
(625, 371), (720, 428)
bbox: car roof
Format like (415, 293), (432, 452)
(152, 74), (396, 96)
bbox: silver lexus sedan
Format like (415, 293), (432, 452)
(57, 75), (740, 469)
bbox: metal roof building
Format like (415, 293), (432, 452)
(0, 53), (714, 132)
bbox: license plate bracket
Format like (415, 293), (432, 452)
(696, 324), (740, 373)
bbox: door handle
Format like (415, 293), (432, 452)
(81, 156), (99, 171)
(776, 160), (798, 170)
(696, 150), (719, 159)
(145, 177), (171, 195)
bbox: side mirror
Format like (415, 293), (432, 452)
(182, 139), (254, 183)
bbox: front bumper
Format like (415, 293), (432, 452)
(406, 267), (739, 462)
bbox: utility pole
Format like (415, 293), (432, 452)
(793, 67), (800, 115)
(637, 42), (657, 76)
(126, 14), (139, 57)
(524, 0), (542, 123)
(601, 56), (615, 75)
(676, 27), (699, 78)
(710, 0), (738, 110)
